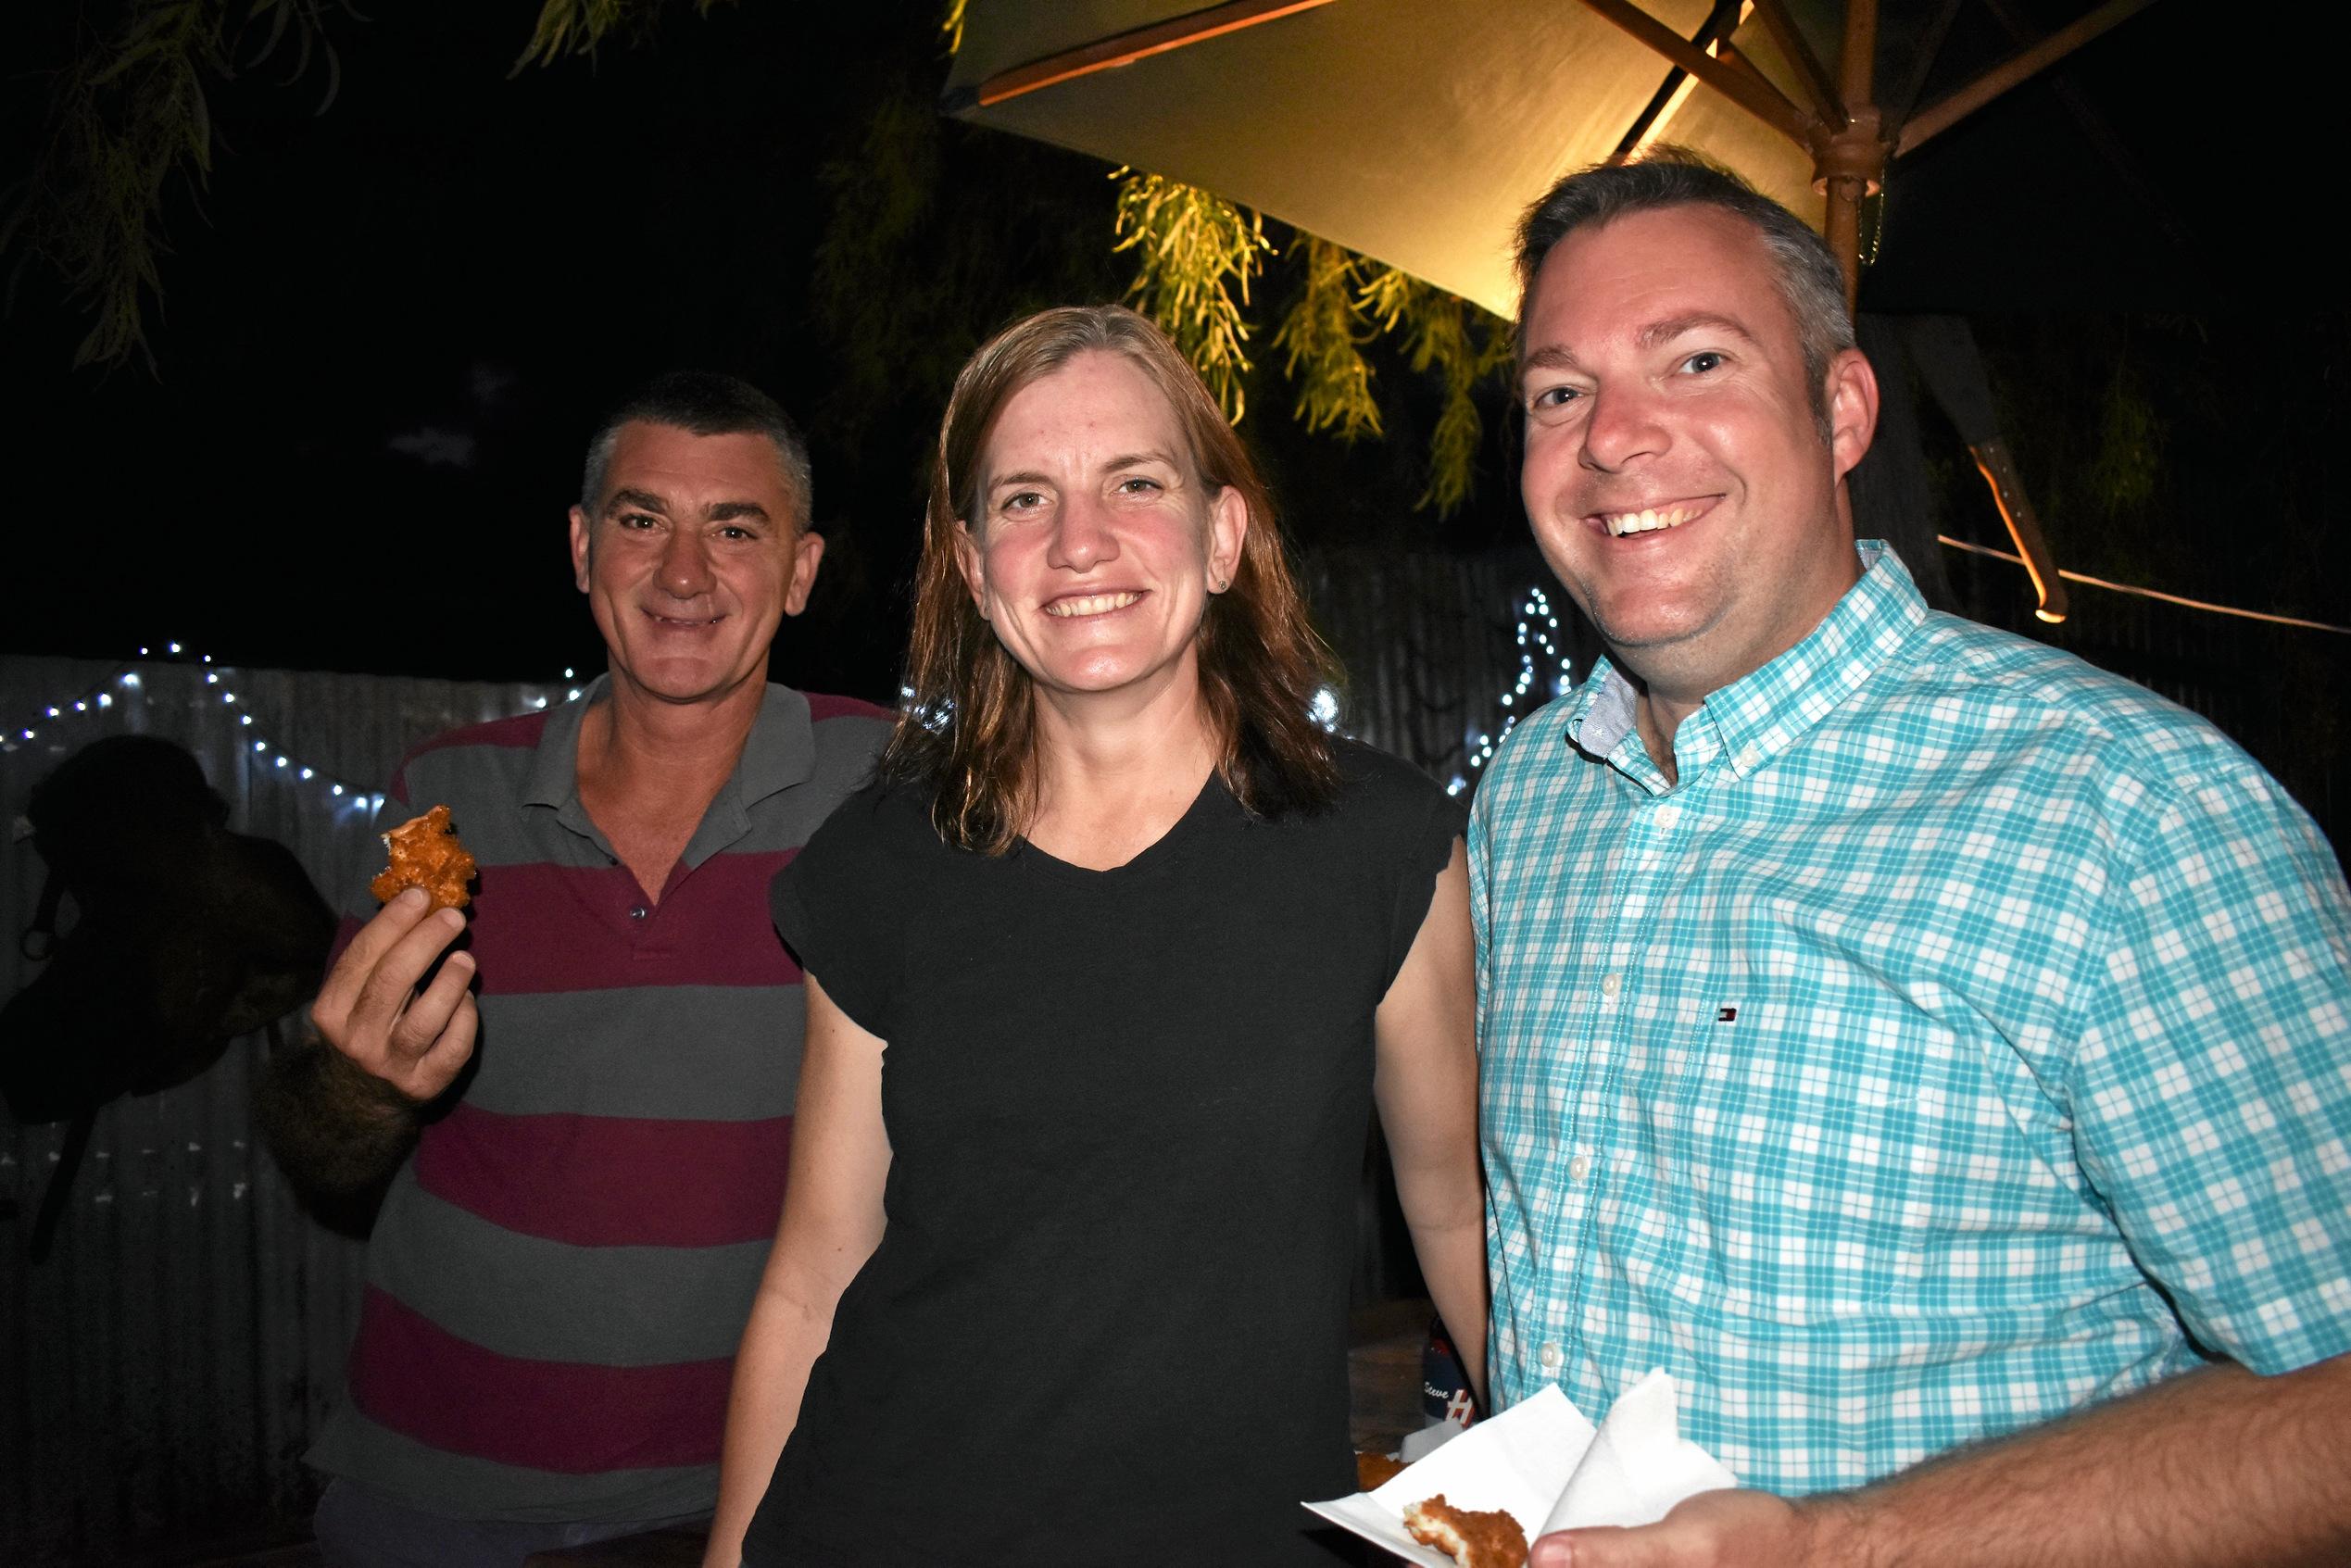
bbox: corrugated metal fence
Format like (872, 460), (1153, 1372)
(2, 657), (557, 1568)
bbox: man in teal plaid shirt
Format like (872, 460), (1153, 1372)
(1475, 152), (2351, 1567)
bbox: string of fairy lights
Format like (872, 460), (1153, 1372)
(2, 646), (577, 814)
(1449, 585), (1576, 797)
(8, 608), (1557, 810)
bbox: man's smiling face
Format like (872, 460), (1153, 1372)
(568, 420), (823, 709)
(1517, 203), (1874, 708)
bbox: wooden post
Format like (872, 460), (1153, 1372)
(1817, 0), (1882, 311)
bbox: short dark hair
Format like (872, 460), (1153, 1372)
(1515, 148), (1853, 438)
(578, 370), (814, 530)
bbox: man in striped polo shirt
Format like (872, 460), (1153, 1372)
(1476, 153), (2351, 1567)
(260, 372), (890, 1565)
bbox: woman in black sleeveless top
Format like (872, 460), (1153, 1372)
(704, 306), (1484, 1568)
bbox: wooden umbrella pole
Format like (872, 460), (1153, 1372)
(1817, 0), (1883, 309)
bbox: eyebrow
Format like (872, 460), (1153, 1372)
(605, 487), (669, 516)
(1636, 312), (1760, 350)
(1106, 448), (1180, 473)
(1520, 344), (1583, 377)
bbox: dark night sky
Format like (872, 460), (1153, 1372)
(2, 2), (2332, 699)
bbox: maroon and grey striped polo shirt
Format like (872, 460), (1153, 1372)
(307, 678), (889, 1524)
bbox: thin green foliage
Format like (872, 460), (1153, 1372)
(1360, 264), (1513, 515)
(939, 0), (968, 56)
(1112, 170), (1272, 423)
(6, 0), (345, 370)
(514, 0), (734, 71)
(1270, 235), (1381, 443)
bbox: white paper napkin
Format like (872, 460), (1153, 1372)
(1540, 1370), (1738, 1533)
(1304, 1372), (1737, 1564)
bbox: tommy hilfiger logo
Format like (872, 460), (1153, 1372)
(1716, 1006), (1739, 1023)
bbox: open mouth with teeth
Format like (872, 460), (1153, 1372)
(1594, 498), (1716, 538)
(644, 609), (723, 627)
(1042, 590), (1144, 619)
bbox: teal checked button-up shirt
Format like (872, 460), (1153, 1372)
(1472, 545), (2351, 1495)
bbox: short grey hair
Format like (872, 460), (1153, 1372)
(1515, 147), (1853, 440)
(578, 370), (814, 530)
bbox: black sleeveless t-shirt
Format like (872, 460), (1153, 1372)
(744, 741), (1461, 1567)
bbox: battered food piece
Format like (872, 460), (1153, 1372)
(1402, 1494), (1528, 1568)
(370, 805), (477, 911)
(1356, 1450), (1407, 1490)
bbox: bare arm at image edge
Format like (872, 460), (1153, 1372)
(1375, 838), (1490, 1408)
(1531, 1350), (2351, 1568)
(703, 973), (891, 1568)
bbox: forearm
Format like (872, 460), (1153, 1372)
(703, 1283), (839, 1568)
(1804, 1355), (2351, 1568)
(254, 1026), (421, 1200)
(1390, 1147), (1489, 1407)
(1401, 1197), (1489, 1409)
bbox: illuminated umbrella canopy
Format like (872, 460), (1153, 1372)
(945, 0), (2166, 620)
(944, 0), (2156, 314)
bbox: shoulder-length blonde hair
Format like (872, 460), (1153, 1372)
(881, 304), (1341, 854)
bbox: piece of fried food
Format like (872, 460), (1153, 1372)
(1402, 1494), (1528, 1568)
(370, 805), (477, 911)
(1357, 1450), (1407, 1490)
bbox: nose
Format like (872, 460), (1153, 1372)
(1578, 384), (1669, 473)
(1046, 495), (1119, 573)
(658, 528), (714, 598)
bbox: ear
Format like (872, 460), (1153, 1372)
(782, 529), (826, 618)
(1825, 347), (1880, 482)
(1206, 484), (1249, 591)
(569, 507), (593, 594)
(953, 522), (989, 621)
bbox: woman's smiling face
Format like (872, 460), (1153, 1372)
(958, 349), (1245, 712)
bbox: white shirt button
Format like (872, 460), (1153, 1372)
(1568, 1154), (1591, 1182)
(1736, 744), (1761, 769)
(1539, 1342), (1564, 1371)
(1600, 973), (1621, 998)
(1654, 804), (1680, 829)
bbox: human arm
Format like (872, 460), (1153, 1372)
(1373, 836), (1488, 1408)
(1532, 1350), (2351, 1568)
(702, 973), (891, 1568)
(255, 886), (477, 1198)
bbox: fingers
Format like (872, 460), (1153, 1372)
(309, 889), (478, 1099)
(389, 948), (479, 1099)
(1534, 1492), (1796, 1568)
(1533, 1527), (1647, 1568)
(351, 908), (468, 1054)
(313, 888), (429, 1026)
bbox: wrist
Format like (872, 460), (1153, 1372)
(314, 1036), (430, 1122)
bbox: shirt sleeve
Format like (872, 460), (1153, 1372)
(2066, 753), (2351, 1374)
(770, 785), (905, 1042)
(1377, 757), (1470, 992)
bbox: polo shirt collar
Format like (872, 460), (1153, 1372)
(1565, 541), (1925, 784)
(521, 673), (816, 863)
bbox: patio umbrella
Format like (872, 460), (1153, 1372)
(942, 0), (2176, 622)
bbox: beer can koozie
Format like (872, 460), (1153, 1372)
(1421, 1316), (1477, 1428)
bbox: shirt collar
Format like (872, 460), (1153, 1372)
(522, 673), (816, 859)
(1564, 541), (1925, 783)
